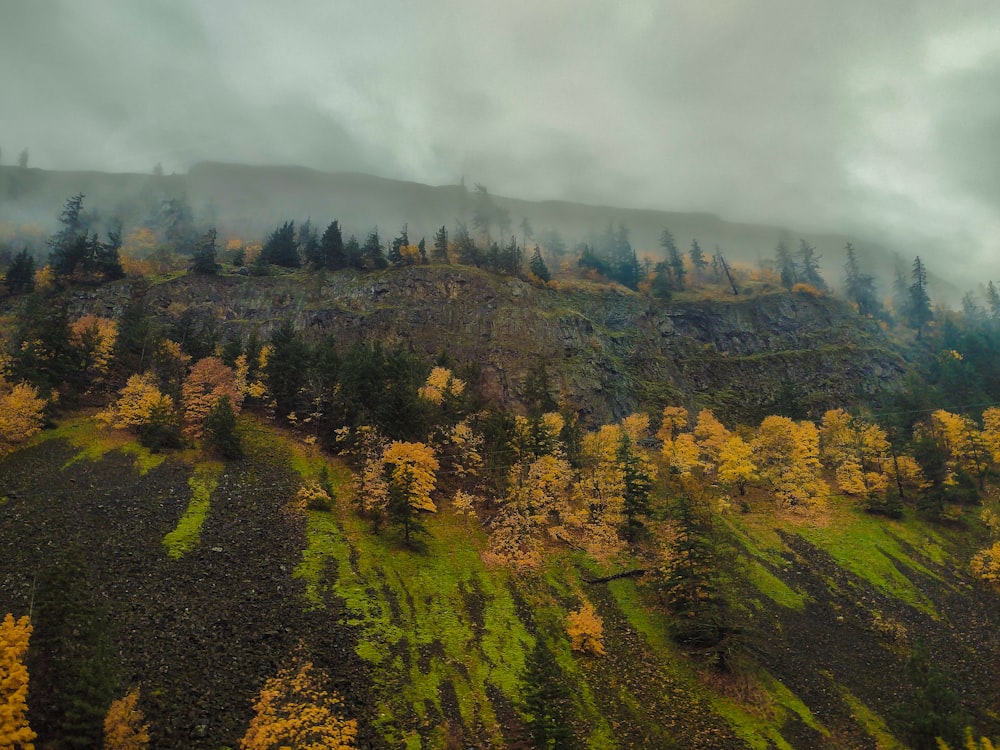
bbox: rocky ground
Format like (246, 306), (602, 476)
(0, 437), (383, 749)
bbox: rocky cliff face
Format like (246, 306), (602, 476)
(73, 266), (907, 424)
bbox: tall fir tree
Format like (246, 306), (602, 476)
(432, 225), (449, 264)
(908, 256), (933, 339)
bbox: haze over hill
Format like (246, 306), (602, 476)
(0, 162), (962, 302)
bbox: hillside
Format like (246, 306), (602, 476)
(0, 163), (960, 299)
(66, 265), (905, 425)
(1, 414), (997, 749)
(0, 243), (998, 749)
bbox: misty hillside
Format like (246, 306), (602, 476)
(0, 163), (959, 300)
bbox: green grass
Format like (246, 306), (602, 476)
(163, 461), (223, 558)
(296, 505), (534, 747)
(834, 682), (906, 750)
(794, 505), (941, 618)
(45, 416), (165, 475)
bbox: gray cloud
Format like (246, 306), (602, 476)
(3, 0), (1000, 285)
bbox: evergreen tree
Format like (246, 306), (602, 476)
(260, 221), (300, 268)
(17, 148), (28, 168)
(619, 432), (653, 540)
(314, 219), (345, 270)
(189, 227), (220, 275)
(844, 243), (880, 317)
(689, 239), (708, 282)
(362, 228), (387, 270)
(7, 292), (80, 396)
(389, 225), (408, 266)
(650, 262), (673, 299)
(387, 465), (425, 546)
(48, 194), (90, 276)
(529, 245), (550, 282)
(521, 638), (577, 749)
(660, 227), (685, 290)
(30, 547), (118, 749)
(265, 320), (310, 419)
(203, 395), (242, 459)
(344, 234), (363, 269)
(896, 641), (967, 750)
(454, 222), (480, 267)
(797, 240), (826, 290)
(775, 241), (797, 290)
(432, 225), (449, 264)
(95, 222), (125, 280)
(986, 280), (1000, 324)
(4, 248), (35, 294)
(109, 291), (159, 386)
(908, 256), (933, 339)
(417, 237), (427, 263)
(297, 219), (318, 265)
(612, 223), (641, 290)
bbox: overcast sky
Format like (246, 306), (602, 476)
(3, 1), (1000, 277)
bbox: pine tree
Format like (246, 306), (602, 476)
(362, 228), (387, 270)
(203, 395), (242, 459)
(619, 432), (654, 540)
(389, 225), (408, 266)
(297, 219), (318, 266)
(908, 256), (933, 339)
(432, 225), (449, 264)
(660, 228), (685, 290)
(265, 321), (310, 419)
(48, 194), (90, 276)
(797, 240), (826, 290)
(314, 220), (345, 270)
(843, 243), (880, 317)
(521, 638), (577, 749)
(775, 241), (797, 290)
(189, 227), (220, 275)
(4, 249), (35, 295)
(529, 245), (550, 282)
(689, 239), (708, 282)
(260, 221), (299, 268)
(896, 641), (967, 750)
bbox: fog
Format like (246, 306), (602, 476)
(3, 1), (1000, 286)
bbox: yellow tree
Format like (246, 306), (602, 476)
(240, 660), (356, 750)
(181, 357), (241, 439)
(70, 315), (117, 392)
(717, 435), (757, 496)
(693, 408), (731, 474)
(930, 409), (990, 489)
(103, 686), (149, 750)
(752, 416), (826, 509)
(0, 613), (35, 750)
(381, 441), (440, 513)
(98, 373), (174, 433)
(417, 366), (465, 406)
(657, 405), (689, 442)
(982, 407), (1000, 465)
(566, 600), (606, 656)
(0, 379), (46, 457)
(819, 409), (890, 498)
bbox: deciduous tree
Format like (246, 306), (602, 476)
(240, 660), (356, 750)
(103, 686), (149, 750)
(0, 613), (35, 750)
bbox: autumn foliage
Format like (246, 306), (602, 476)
(0, 378), (46, 457)
(566, 601), (606, 656)
(103, 686), (149, 750)
(240, 660), (356, 750)
(0, 613), (35, 750)
(181, 357), (241, 438)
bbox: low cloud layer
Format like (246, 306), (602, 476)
(3, 1), (1000, 284)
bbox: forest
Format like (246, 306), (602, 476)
(1, 185), (999, 749)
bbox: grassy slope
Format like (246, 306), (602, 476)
(3, 418), (998, 748)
